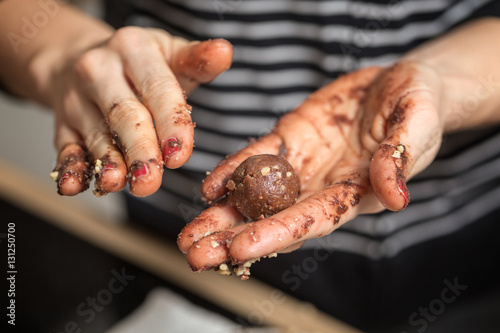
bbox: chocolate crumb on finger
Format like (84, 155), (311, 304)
(92, 154), (122, 197)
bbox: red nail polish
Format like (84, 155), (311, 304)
(103, 163), (115, 170)
(397, 178), (410, 209)
(58, 172), (70, 186)
(102, 163), (116, 174)
(132, 163), (148, 181)
(96, 163), (116, 180)
(164, 137), (181, 161)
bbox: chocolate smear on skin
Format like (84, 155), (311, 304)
(336, 204), (348, 215)
(173, 104), (194, 126)
(301, 214), (315, 230)
(329, 95), (343, 104)
(108, 102), (120, 114)
(383, 143), (411, 210)
(333, 115), (353, 126)
(350, 193), (361, 207)
(111, 132), (125, 154)
(93, 154), (117, 197)
(279, 143), (288, 157)
(395, 152), (410, 209)
(390, 104), (406, 125)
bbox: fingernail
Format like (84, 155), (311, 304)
(96, 163), (117, 182)
(164, 137), (181, 161)
(130, 162), (148, 182)
(397, 178), (410, 209)
(58, 172), (70, 186)
(102, 163), (116, 172)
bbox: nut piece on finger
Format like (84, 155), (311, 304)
(226, 154), (300, 220)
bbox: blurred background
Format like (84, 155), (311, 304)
(1, 1), (499, 333)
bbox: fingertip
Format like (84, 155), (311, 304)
(163, 134), (194, 169)
(186, 232), (232, 272)
(58, 174), (86, 196)
(176, 38), (233, 83)
(177, 201), (243, 253)
(370, 143), (410, 212)
(128, 159), (163, 197)
(201, 172), (232, 202)
(94, 161), (127, 194)
(54, 143), (92, 196)
(185, 242), (208, 272)
(201, 134), (283, 201)
(177, 217), (205, 255)
(204, 38), (234, 74)
(229, 222), (283, 265)
(200, 157), (240, 202)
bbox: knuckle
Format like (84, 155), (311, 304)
(107, 98), (142, 119)
(110, 26), (153, 51)
(74, 48), (107, 81)
(141, 75), (178, 98)
(107, 99), (153, 129)
(142, 74), (168, 91)
(85, 130), (109, 153)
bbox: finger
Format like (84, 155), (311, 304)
(368, 64), (443, 211)
(186, 223), (253, 272)
(187, 229), (304, 273)
(75, 48), (164, 197)
(150, 32), (233, 94)
(279, 240), (305, 253)
(201, 134), (283, 202)
(177, 198), (243, 254)
(53, 121), (91, 196)
(66, 98), (128, 195)
(111, 27), (194, 169)
(229, 177), (370, 264)
(369, 107), (441, 211)
(174, 39), (233, 92)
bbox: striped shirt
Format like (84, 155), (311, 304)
(107, 1), (500, 328)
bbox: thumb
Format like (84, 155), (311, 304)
(150, 30), (233, 93)
(176, 39), (233, 81)
(171, 38), (233, 94)
(369, 88), (443, 212)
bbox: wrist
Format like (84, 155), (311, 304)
(403, 18), (500, 133)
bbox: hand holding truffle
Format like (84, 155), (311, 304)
(178, 61), (447, 276)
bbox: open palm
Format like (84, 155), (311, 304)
(178, 61), (445, 272)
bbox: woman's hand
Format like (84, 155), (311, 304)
(0, 2), (233, 197)
(178, 61), (446, 271)
(51, 27), (232, 196)
(177, 18), (500, 273)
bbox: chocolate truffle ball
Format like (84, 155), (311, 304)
(226, 154), (300, 220)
